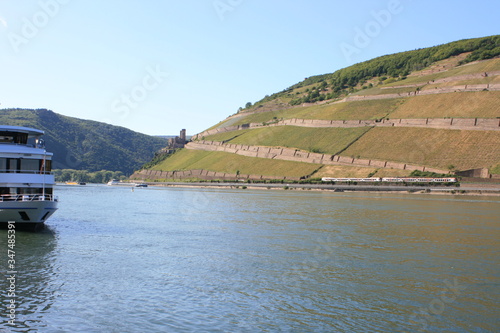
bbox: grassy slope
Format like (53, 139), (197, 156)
(313, 165), (377, 178)
(204, 126), (372, 155)
(287, 99), (403, 120)
(313, 166), (413, 178)
(389, 91), (500, 118)
(226, 91), (499, 128)
(351, 86), (418, 96)
(228, 98), (404, 126)
(236, 90), (499, 127)
(490, 164), (500, 175)
(151, 149), (321, 178)
(384, 58), (500, 87)
(343, 128), (500, 170)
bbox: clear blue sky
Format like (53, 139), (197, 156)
(0, 0), (498, 136)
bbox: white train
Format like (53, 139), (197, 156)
(320, 177), (382, 182)
(381, 177), (457, 183)
(321, 177), (457, 183)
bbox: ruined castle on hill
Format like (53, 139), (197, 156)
(158, 129), (187, 155)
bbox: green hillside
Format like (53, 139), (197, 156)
(204, 126), (372, 155)
(258, 35), (500, 107)
(150, 149), (321, 178)
(0, 109), (167, 175)
(134, 36), (500, 182)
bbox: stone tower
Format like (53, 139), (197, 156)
(180, 129), (186, 142)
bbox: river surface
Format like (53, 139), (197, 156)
(1, 185), (499, 332)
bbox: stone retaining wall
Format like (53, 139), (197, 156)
(130, 168), (301, 182)
(326, 83), (500, 103)
(455, 168), (491, 178)
(184, 141), (449, 174)
(193, 117), (500, 140)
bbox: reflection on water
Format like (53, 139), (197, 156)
(1, 185), (499, 332)
(0, 227), (58, 332)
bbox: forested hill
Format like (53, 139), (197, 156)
(252, 35), (500, 107)
(0, 109), (167, 175)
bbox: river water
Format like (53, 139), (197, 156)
(1, 185), (499, 332)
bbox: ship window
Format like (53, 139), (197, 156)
(14, 133), (28, 144)
(21, 159), (40, 173)
(0, 158), (5, 172)
(17, 188), (52, 195)
(19, 212), (30, 221)
(20, 188), (37, 195)
(38, 159), (52, 172)
(7, 159), (20, 173)
(0, 132), (28, 144)
(0, 134), (13, 143)
(41, 212), (50, 221)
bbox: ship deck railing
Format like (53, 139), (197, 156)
(0, 194), (58, 202)
(0, 169), (52, 175)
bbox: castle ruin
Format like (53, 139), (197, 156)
(158, 129), (188, 155)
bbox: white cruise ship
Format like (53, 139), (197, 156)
(0, 125), (58, 228)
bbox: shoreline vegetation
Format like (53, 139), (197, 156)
(53, 169), (127, 184)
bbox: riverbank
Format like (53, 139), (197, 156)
(142, 181), (500, 196)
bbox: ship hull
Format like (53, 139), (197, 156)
(0, 200), (58, 224)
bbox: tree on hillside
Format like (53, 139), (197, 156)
(250, 35), (500, 108)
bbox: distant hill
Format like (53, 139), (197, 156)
(133, 35), (500, 182)
(0, 109), (167, 175)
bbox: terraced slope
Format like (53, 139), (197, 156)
(133, 37), (500, 182)
(389, 92), (499, 118)
(149, 149), (321, 179)
(203, 127), (372, 155)
(342, 128), (500, 171)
